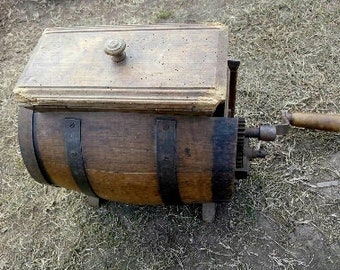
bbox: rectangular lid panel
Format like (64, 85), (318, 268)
(14, 24), (228, 114)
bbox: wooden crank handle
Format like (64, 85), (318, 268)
(285, 112), (340, 132)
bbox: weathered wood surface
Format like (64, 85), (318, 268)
(19, 109), (237, 205)
(14, 24), (228, 115)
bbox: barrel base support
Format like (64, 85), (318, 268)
(202, 202), (216, 222)
(86, 196), (101, 208)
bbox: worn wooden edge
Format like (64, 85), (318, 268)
(13, 30), (46, 103)
(18, 107), (52, 185)
(43, 23), (227, 34)
(215, 28), (228, 104)
(14, 87), (224, 115)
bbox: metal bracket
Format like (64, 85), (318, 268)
(64, 118), (97, 197)
(156, 119), (182, 205)
(275, 111), (291, 136)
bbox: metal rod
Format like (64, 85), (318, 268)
(244, 128), (260, 138)
(245, 126), (277, 141)
(227, 59), (240, 117)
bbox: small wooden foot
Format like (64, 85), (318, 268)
(86, 196), (101, 208)
(202, 202), (216, 222)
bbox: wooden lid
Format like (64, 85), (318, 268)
(14, 24), (228, 115)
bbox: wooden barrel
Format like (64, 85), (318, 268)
(18, 108), (240, 205)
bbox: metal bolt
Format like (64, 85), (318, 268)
(104, 39), (126, 62)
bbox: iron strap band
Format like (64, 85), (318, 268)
(18, 108), (53, 185)
(64, 118), (97, 197)
(156, 119), (182, 205)
(211, 118), (238, 202)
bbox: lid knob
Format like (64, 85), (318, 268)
(104, 39), (126, 62)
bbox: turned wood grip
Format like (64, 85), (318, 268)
(286, 112), (340, 132)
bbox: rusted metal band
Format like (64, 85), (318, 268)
(211, 118), (238, 202)
(156, 119), (182, 205)
(18, 108), (53, 185)
(64, 118), (97, 197)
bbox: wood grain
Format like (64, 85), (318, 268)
(287, 112), (340, 132)
(14, 24), (228, 115)
(24, 110), (237, 204)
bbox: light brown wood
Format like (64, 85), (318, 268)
(87, 171), (162, 205)
(287, 112), (340, 132)
(44, 161), (80, 191)
(14, 24), (228, 115)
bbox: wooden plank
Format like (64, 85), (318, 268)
(14, 24), (228, 115)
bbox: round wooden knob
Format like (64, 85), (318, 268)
(104, 39), (126, 62)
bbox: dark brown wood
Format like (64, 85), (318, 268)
(19, 110), (238, 205)
(14, 24), (228, 115)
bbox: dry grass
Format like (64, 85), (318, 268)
(0, 0), (339, 269)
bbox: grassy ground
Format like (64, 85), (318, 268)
(0, 0), (339, 269)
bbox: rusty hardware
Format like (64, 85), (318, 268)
(156, 119), (181, 205)
(64, 118), (97, 197)
(234, 110), (339, 182)
(104, 39), (126, 62)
